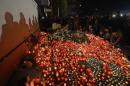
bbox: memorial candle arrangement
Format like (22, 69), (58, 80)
(26, 32), (130, 86)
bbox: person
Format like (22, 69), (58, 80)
(88, 25), (94, 34)
(87, 16), (95, 34)
(99, 29), (104, 38)
(103, 28), (111, 41)
(110, 30), (123, 47)
(93, 19), (100, 35)
(68, 16), (75, 31)
(74, 15), (80, 31)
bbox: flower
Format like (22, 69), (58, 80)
(28, 32), (130, 85)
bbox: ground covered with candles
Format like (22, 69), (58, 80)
(25, 31), (130, 86)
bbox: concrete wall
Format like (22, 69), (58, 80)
(0, 0), (39, 85)
(0, 0), (38, 39)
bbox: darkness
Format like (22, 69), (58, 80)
(86, 0), (130, 9)
(80, 0), (130, 15)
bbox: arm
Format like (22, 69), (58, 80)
(113, 36), (121, 45)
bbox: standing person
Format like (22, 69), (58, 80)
(99, 29), (104, 38)
(103, 28), (111, 41)
(68, 16), (75, 31)
(74, 15), (80, 31)
(93, 18), (100, 35)
(88, 25), (94, 34)
(88, 16), (95, 34)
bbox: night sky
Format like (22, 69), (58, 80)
(80, 0), (130, 13)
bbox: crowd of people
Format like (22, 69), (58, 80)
(40, 14), (130, 48)
(66, 14), (130, 47)
(85, 16), (123, 47)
